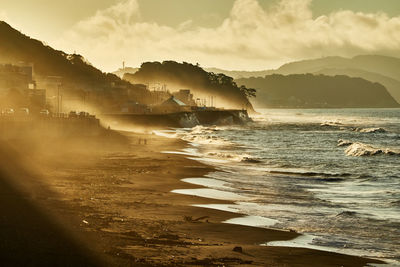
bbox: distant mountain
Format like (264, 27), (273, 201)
(0, 21), (148, 110)
(114, 67), (267, 80)
(314, 68), (400, 102)
(237, 74), (399, 108)
(124, 61), (256, 112)
(209, 55), (400, 103)
(269, 55), (400, 81)
(269, 55), (400, 103)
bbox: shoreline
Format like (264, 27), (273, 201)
(166, 144), (394, 265)
(0, 130), (385, 266)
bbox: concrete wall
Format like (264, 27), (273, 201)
(0, 116), (102, 140)
(103, 109), (251, 129)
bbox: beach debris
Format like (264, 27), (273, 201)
(233, 246), (243, 253)
(183, 215), (210, 222)
(158, 234), (180, 240)
(82, 220), (89, 225)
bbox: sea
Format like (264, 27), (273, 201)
(157, 108), (400, 265)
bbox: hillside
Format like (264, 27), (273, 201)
(269, 55), (400, 80)
(237, 74), (400, 109)
(113, 67), (139, 78)
(0, 21), (149, 110)
(124, 61), (256, 112)
(205, 56), (400, 103)
(205, 68), (270, 80)
(314, 68), (400, 102)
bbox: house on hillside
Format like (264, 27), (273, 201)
(0, 63), (47, 110)
(153, 96), (191, 113)
(172, 89), (196, 106)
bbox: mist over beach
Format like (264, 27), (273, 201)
(0, 0), (399, 266)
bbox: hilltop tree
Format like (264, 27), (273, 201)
(124, 61), (256, 112)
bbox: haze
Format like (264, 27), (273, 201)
(2, 0), (400, 71)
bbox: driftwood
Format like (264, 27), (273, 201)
(183, 216), (210, 222)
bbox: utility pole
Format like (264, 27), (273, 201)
(57, 83), (60, 116)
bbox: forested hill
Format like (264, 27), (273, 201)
(205, 55), (400, 103)
(124, 61), (256, 111)
(0, 21), (141, 95)
(237, 74), (400, 108)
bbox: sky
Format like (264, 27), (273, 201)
(1, 0), (400, 72)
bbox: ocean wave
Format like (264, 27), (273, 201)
(337, 139), (353, 147)
(181, 134), (232, 146)
(336, 211), (358, 217)
(268, 170), (351, 180)
(321, 121), (343, 127)
(190, 125), (220, 134)
(354, 127), (387, 133)
(205, 152), (261, 163)
(241, 157), (262, 163)
(344, 142), (400, 157)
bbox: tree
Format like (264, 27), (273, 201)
(240, 85), (256, 98)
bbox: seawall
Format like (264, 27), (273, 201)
(102, 109), (251, 129)
(0, 116), (102, 140)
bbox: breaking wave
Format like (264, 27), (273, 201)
(337, 139), (353, 147)
(320, 121), (343, 127)
(344, 142), (400, 157)
(206, 152), (261, 163)
(336, 211), (358, 217)
(267, 170), (351, 180)
(354, 127), (387, 133)
(190, 125), (220, 134)
(180, 134), (233, 146)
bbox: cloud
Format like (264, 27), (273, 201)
(54, 0), (400, 72)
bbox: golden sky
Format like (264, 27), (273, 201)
(1, 0), (400, 71)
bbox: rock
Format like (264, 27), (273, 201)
(233, 246), (243, 253)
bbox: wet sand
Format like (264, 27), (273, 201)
(0, 130), (384, 266)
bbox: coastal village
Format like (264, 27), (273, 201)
(0, 62), (220, 115)
(0, 62), (251, 134)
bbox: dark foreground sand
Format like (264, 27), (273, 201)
(0, 131), (383, 266)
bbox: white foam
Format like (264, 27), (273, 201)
(223, 215), (279, 227)
(182, 178), (231, 190)
(266, 235), (398, 266)
(355, 127), (386, 133)
(182, 135), (233, 146)
(171, 188), (247, 201)
(337, 139), (353, 147)
(187, 156), (230, 164)
(192, 204), (240, 213)
(152, 130), (177, 138)
(162, 149), (201, 157)
(345, 142), (400, 157)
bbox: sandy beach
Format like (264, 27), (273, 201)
(0, 130), (384, 266)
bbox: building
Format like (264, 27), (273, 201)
(0, 63), (48, 111)
(0, 64), (33, 92)
(35, 75), (62, 97)
(153, 96), (191, 113)
(172, 89), (196, 106)
(23, 88), (46, 109)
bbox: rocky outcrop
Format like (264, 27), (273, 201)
(102, 110), (251, 129)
